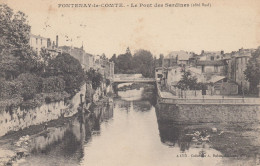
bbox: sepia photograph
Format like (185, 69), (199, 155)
(0, 0), (260, 165)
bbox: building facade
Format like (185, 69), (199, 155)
(29, 34), (48, 55)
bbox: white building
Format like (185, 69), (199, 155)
(29, 34), (48, 55)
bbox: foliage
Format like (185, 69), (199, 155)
(0, 79), (22, 99)
(42, 76), (65, 93)
(46, 53), (85, 94)
(0, 4), (43, 80)
(116, 52), (133, 74)
(16, 73), (42, 100)
(86, 68), (103, 90)
(106, 78), (111, 87)
(244, 47), (260, 92)
(175, 70), (198, 90)
(0, 55), (22, 80)
(0, 96), (23, 108)
(0, 4), (31, 59)
(194, 82), (208, 90)
(109, 48), (155, 77)
(132, 49), (155, 77)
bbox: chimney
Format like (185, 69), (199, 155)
(56, 35), (59, 48)
(47, 38), (51, 48)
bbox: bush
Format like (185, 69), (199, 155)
(0, 80), (22, 99)
(16, 73), (41, 100)
(42, 76), (65, 93)
(85, 68), (103, 90)
(47, 53), (85, 95)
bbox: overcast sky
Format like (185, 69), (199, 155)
(3, 0), (260, 57)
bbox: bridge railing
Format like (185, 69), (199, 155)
(113, 77), (155, 81)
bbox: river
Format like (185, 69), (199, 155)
(2, 87), (260, 166)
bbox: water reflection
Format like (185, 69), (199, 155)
(155, 106), (260, 165)
(10, 86), (260, 166)
(25, 103), (114, 165)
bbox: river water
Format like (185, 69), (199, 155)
(8, 87), (260, 166)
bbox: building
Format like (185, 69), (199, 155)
(230, 49), (254, 92)
(166, 66), (205, 89)
(196, 60), (227, 81)
(29, 34), (48, 55)
(86, 53), (95, 70)
(59, 45), (92, 71)
(162, 52), (178, 67)
(199, 51), (224, 61)
(102, 59), (114, 79)
(30, 34), (61, 60)
(207, 76), (238, 95)
(155, 67), (164, 81)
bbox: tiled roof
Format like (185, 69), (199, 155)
(166, 50), (191, 60)
(208, 76), (225, 83)
(30, 34), (48, 40)
(196, 60), (226, 66)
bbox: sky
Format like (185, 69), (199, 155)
(2, 0), (260, 57)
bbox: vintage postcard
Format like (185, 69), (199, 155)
(0, 0), (260, 165)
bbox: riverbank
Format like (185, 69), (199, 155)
(0, 91), (70, 111)
(0, 114), (77, 165)
(0, 81), (113, 165)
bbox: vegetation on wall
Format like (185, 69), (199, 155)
(85, 68), (103, 90)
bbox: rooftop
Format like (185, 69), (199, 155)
(30, 34), (48, 40)
(196, 60), (226, 66)
(166, 50), (191, 60)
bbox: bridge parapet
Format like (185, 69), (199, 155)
(113, 77), (155, 83)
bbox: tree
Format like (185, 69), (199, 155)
(116, 53), (133, 74)
(46, 53), (85, 94)
(0, 4), (38, 80)
(244, 47), (260, 93)
(16, 73), (41, 100)
(0, 4), (31, 59)
(175, 70), (198, 90)
(132, 49), (155, 77)
(85, 68), (103, 90)
(110, 54), (117, 62)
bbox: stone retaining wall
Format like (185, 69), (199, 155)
(156, 103), (260, 123)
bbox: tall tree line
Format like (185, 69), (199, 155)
(110, 48), (155, 78)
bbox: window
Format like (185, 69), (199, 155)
(41, 39), (42, 45)
(36, 38), (38, 44)
(210, 56), (214, 61)
(202, 65), (205, 73)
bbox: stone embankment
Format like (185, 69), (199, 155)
(156, 82), (260, 123)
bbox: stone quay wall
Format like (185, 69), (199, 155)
(156, 103), (260, 123)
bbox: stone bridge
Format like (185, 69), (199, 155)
(111, 74), (156, 93)
(112, 74), (155, 83)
